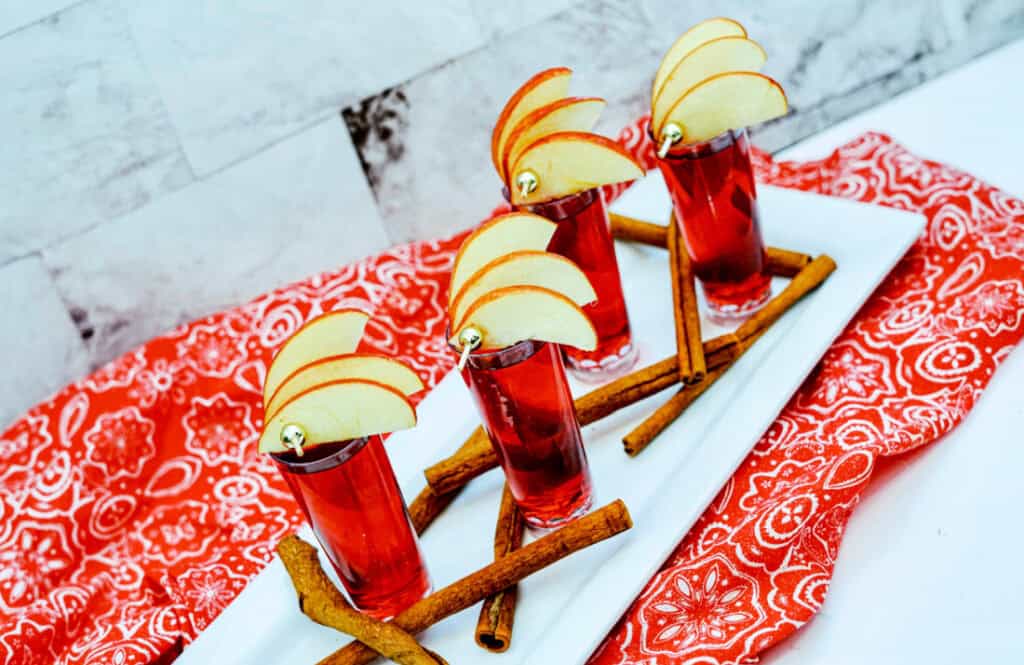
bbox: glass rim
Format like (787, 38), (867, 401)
(271, 435), (372, 473)
(445, 325), (546, 369)
(502, 184), (600, 217)
(649, 126), (746, 160)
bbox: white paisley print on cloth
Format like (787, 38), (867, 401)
(0, 121), (1022, 665)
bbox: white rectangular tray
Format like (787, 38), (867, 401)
(179, 176), (925, 664)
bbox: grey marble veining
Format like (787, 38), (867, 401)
(0, 0), (78, 37)
(0, 255), (88, 429)
(0, 0), (192, 266)
(127, 0), (487, 176)
(42, 117), (388, 371)
(345, 0), (1024, 244)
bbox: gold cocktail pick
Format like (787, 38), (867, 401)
(280, 423), (307, 457)
(657, 123), (684, 158)
(457, 327), (483, 371)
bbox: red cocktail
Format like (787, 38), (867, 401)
(520, 188), (638, 381)
(273, 435), (430, 618)
(655, 128), (771, 318)
(456, 337), (592, 528)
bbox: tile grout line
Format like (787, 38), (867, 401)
(0, 0), (90, 40)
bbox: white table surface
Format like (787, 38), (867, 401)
(762, 38), (1024, 664)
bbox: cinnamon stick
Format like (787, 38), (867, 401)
(765, 247), (813, 278)
(622, 362), (731, 456)
(610, 213), (813, 282)
(474, 484), (524, 652)
(667, 214), (693, 383)
(277, 536), (447, 665)
(407, 485), (461, 536)
(621, 255), (836, 455)
(423, 333), (741, 495)
(735, 254), (837, 342)
(668, 215), (705, 383)
(609, 212), (668, 248)
(318, 500), (633, 665)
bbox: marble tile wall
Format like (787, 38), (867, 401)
(2, 0), (1022, 428)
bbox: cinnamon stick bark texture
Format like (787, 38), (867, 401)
(318, 500), (634, 665)
(623, 359), (731, 456)
(764, 247), (813, 278)
(474, 484), (525, 652)
(276, 536), (447, 665)
(668, 215), (706, 383)
(667, 214), (694, 383)
(735, 255), (837, 342)
(609, 212), (669, 248)
(407, 485), (461, 536)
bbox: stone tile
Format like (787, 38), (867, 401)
(0, 255), (89, 430)
(0, 0), (78, 36)
(0, 0), (193, 265)
(127, 0), (485, 176)
(42, 117), (388, 370)
(470, 0), (579, 40)
(345, 0), (660, 245)
(349, 0), (1024, 244)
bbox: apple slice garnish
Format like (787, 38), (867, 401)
(509, 132), (644, 206)
(500, 96), (606, 183)
(453, 285), (597, 352)
(449, 213), (556, 307)
(660, 71), (788, 147)
(450, 250), (597, 329)
(263, 309), (369, 408)
(651, 17), (747, 101)
(490, 67), (572, 178)
(265, 353), (424, 420)
(259, 379), (416, 454)
(651, 36), (767, 135)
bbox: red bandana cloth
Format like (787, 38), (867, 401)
(2, 122), (1022, 665)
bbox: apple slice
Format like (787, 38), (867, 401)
(263, 309), (369, 407)
(450, 251), (597, 329)
(490, 67), (572, 178)
(509, 132), (644, 205)
(259, 379), (416, 454)
(453, 285), (597, 351)
(652, 17), (747, 101)
(660, 72), (788, 146)
(500, 97), (606, 183)
(651, 36), (767, 135)
(265, 353), (424, 420)
(449, 213), (556, 307)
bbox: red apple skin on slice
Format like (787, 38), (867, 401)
(448, 212), (556, 307)
(449, 250), (597, 329)
(509, 132), (645, 206)
(262, 309), (369, 408)
(265, 353), (425, 420)
(258, 379), (416, 454)
(454, 285), (598, 352)
(500, 96), (606, 183)
(651, 36), (767, 135)
(651, 17), (747, 101)
(490, 67), (572, 178)
(661, 71), (788, 147)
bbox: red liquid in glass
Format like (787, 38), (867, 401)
(523, 188), (637, 381)
(656, 129), (771, 316)
(273, 435), (430, 618)
(459, 339), (592, 528)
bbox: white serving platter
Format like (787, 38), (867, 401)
(179, 175), (925, 665)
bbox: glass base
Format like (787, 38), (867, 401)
(352, 576), (432, 620)
(566, 341), (639, 384)
(705, 284), (772, 326)
(522, 491), (593, 531)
